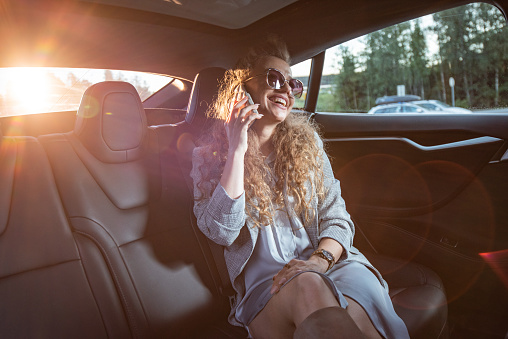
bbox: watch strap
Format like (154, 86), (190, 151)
(311, 249), (336, 272)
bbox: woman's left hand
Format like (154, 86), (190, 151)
(270, 256), (329, 294)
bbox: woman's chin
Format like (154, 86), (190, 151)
(269, 110), (289, 122)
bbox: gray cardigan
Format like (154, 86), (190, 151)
(191, 138), (386, 327)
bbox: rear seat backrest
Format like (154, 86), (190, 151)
(39, 81), (230, 338)
(184, 67), (226, 136)
(0, 130), (130, 338)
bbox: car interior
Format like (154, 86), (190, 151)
(1, 0), (508, 338)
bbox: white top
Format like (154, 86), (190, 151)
(235, 187), (315, 323)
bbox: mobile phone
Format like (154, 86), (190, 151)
(231, 85), (258, 115)
(242, 86), (259, 115)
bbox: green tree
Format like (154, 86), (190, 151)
(364, 22), (412, 103)
(335, 46), (361, 111)
(408, 20), (428, 98)
(325, 3), (508, 113)
(473, 3), (508, 107)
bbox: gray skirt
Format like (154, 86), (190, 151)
(236, 261), (409, 339)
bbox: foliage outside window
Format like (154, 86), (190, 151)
(317, 3), (508, 113)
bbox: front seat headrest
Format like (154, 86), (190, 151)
(185, 67), (226, 134)
(74, 81), (147, 163)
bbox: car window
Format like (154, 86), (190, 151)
(291, 59), (311, 109)
(0, 68), (173, 116)
(402, 105), (420, 113)
(416, 103), (438, 110)
(316, 3), (508, 114)
(435, 100), (451, 108)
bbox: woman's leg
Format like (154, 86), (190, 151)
(249, 272), (363, 339)
(330, 262), (409, 339)
(345, 296), (382, 339)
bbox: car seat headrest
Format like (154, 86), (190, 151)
(74, 81), (147, 163)
(185, 67), (226, 133)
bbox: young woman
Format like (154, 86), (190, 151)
(191, 38), (409, 339)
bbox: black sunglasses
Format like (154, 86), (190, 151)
(244, 68), (304, 99)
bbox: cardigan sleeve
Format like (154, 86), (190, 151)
(315, 137), (355, 261)
(190, 147), (246, 246)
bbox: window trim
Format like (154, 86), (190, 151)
(305, 51), (325, 112)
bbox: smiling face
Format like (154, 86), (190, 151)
(244, 56), (294, 127)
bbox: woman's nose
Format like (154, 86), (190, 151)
(280, 80), (292, 95)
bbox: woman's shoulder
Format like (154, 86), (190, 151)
(313, 131), (323, 146)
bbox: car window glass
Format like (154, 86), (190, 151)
(417, 103), (437, 110)
(316, 3), (507, 114)
(403, 105), (419, 112)
(0, 68), (173, 116)
(291, 59), (311, 109)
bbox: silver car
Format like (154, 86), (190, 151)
(368, 102), (440, 114)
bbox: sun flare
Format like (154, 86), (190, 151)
(4, 68), (52, 115)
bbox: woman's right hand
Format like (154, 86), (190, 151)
(225, 96), (262, 156)
(220, 96), (262, 199)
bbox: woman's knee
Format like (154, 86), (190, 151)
(291, 272), (326, 289)
(287, 272), (337, 306)
(276, 272), (339, 326)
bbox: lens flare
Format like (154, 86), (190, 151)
(35, 38), (56, 60)
(5, 116), (24, 136)
(480, 249), (508, 289)
(176, 132), (195, 158)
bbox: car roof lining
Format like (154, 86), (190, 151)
(0, 0), (505, 80)
(77, 0), (298, 29)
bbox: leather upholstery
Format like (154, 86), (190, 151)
(0, 136), (130, 338)
(74, 81), (147, 163)
(185, 67), (226, 134)
(40, 82), (229, 338)
(369, 254), (449, 339)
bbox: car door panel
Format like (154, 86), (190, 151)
(314, 113), (508, 301)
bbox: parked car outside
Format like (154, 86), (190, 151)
(413, 99), (473, 113)
(368, 95), (472, 114)
(368, 102), (441, 114)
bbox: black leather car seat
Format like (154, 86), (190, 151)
(39, 81), (234, 338)
(0, 128), (130, 338)
(182, 67), (449, 339)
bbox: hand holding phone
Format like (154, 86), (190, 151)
(230, 85), (258, 115)
(244, 90), (259, 115)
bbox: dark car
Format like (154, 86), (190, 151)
(1, 1), (507, 339)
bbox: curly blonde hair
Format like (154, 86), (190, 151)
(195, 37), (325, 228)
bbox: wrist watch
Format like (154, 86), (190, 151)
(311, 249), (336, 272)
